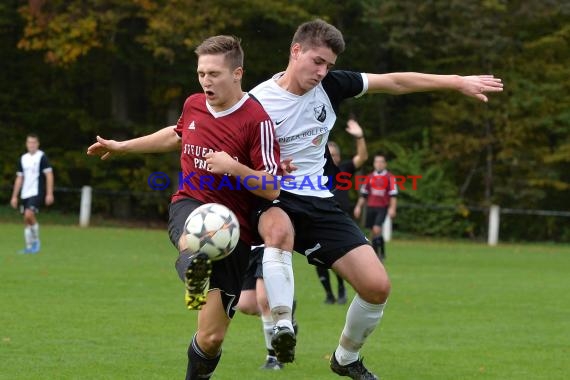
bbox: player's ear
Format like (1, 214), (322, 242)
(232, 67), (243, 82)
(291, 43), (302, 59)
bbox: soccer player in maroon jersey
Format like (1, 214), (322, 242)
(87, 35), (280, 380)
(354, 153), (398, 261)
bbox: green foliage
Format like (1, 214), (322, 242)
(375, 141), (475, 237)
(1, 0), (568, 240)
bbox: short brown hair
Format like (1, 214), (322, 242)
(194, 35), (244, 70)
(292, 19), (345, 55)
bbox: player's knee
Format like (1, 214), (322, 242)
(197, 331), (225, 354)
(376, 277), (391, 303)
(237, 301), (259, 315)
(259, 209), (294, 248)
(24, 210), (35, 224)
(360, 277), (391, 304)
(264, 228), (292, 248)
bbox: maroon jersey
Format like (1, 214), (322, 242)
(172, 93), (280, 244)
(360, 170), (398, 208)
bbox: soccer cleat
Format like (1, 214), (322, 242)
(175, 252), (212, 310)
(259, 355), (283, 370)
(18, 247), (35, 254)
(337, 294), (347, 305)
(30, 241), (40, 253)
(330, 352), (379, 380)
(271, 325), (296, 363)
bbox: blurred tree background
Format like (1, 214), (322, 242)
(1, 0), (568, 241)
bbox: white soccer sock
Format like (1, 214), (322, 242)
(262, 247), (294, 328)
(335, 294), (386, 365)
(31, 223), (40, 242)
(24, 226), (33, 249)
(261, 314), (274, 351)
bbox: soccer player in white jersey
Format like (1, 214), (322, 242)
(250, 19), (503, 379)
(10, 134), (54, 254)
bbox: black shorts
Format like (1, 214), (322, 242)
(365, 206), (388, 229)
(168, 198), (250, 318)
(259, 191), (369, 269)
(241, 246), (264, 291)
(21, 195), (43, 214)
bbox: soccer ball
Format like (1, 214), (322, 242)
(184, 203), (240, 261)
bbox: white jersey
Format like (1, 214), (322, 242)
(250, 70), (368, 197)
(16, 150), (52, 199)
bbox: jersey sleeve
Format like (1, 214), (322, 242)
(40, 153), (52, 173)
(360, 174), (371, 198)
(249, 118), (280, 176)
(174, 96), (194, 138)
(323, 144), (340, 178)
(339, 160), (356, 175)
(388, 174), (398, 197)
(16, 157), (23, 176)
(322, 70), (368, 113)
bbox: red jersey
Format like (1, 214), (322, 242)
(360, 170), (398, 208)
(172, 93), (280, 244)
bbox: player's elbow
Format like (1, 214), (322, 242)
(262, 188), (280, 201)
(354, 155), (368, 169)
(259, 174), (280, 200)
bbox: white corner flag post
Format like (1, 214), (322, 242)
(79, 186), (92, 227)
(488, 205), (500, 246)
(383, 215), (392, 242)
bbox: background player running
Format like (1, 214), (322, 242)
(10, 133), (54, 254)
(354, 152), (398, 261)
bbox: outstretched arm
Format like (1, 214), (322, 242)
(345, 118), (368, 169)
(86, 126), (180, 160)
(366, 73), (503, 102)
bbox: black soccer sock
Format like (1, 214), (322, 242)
(175, 249), (194, 282)
(186, 334), (221, 380)
(292, 298), (299, 335)
(379, 236), (386, 259)
(336, 274), (345, 297)
(316, 266), (333, 296)
(371, 237), (380, 256)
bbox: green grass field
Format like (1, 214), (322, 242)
(1, 223), (569, 379)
